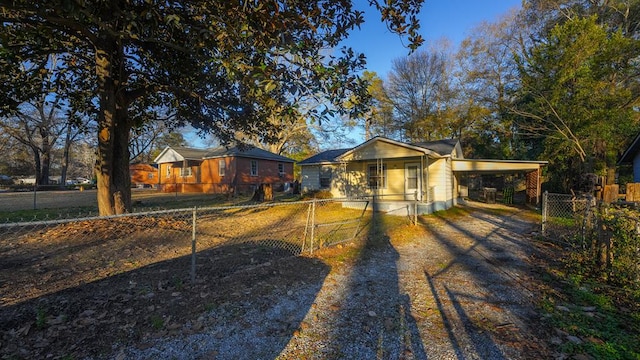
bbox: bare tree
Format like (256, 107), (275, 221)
(386, 44), (455, 142)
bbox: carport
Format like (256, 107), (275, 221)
(452, 159), (548, 206)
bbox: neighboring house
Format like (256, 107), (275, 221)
(154, 145), (294, 194)
(130, 163), (158, 187)
(298, 136), (547, 214)
(619, 132), (640, 183)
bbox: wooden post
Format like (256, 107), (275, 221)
(602, 184), (619, 204)
(251, 183), (273, 202)
(626, 183), (640, 202)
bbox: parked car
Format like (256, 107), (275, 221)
(0, 175), (14, 186)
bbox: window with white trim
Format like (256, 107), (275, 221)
(219, 160), (226, 176)
(166, 165), (171, 178)
(180, 167), (192, 177)
(278, 163), (285, 176)
(368, 164), (387, 189)
(250, 160), (258, 176)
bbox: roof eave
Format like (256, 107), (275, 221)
(619, 133), (640, 164)
(336, 136), (441, 160)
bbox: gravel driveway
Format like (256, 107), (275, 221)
(118, 201), (550, 359)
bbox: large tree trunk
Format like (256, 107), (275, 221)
(95, 45), (132, 215)
(31, 145), (42, 185)
(60, 125), (71, 186)
(39, 128), (51, 186)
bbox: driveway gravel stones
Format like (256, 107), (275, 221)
(121, 201), (551, 359)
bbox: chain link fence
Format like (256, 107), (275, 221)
(0, 198), (378, 306)
(541, 191), (640, 291)
(541, 191), (597, 247)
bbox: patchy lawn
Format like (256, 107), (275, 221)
(0, 200), (593, 359)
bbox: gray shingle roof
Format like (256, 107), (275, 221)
(167, 145), (294, 163)
(170, 147), (211, 160)
(411, 139), (459, 156)
(204, 146), (294, 162)
(297, 149), (351, 165)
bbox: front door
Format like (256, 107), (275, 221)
(405, 163), (421, 200)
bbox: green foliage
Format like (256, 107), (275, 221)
(0, 1), (425, 215)
(514, 15), (640, 191)
(149, 315), (164, 330)
(35, 306), (47, 330)
(598, 207), (640, 290)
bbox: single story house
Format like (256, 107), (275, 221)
(154, 145), (294, 194)
(619, 132), (640, 182)
(299, 136), (547, 214)
(130, 163), (159, 188)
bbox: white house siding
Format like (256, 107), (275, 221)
(427, 158), (451, 212)
(445, 157), (454, 208)
(634, 152), (640, 182)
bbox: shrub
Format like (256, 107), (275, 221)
(302, 189), (333, 199)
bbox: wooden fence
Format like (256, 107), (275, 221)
(602, 183), (640, 203)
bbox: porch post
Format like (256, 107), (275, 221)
(425, 156), (430, 203)
(420, 155), (425, 202)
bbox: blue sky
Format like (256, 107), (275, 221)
(343, 0), (523, 77)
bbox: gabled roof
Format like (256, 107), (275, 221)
(619, 132), (640, 164)
(297, 137), (459, 165)
(297, 149), (351, 165)
(337, 136), (441, 160)
(411, 138), (460, 157)
(203, 146), (294, 162)
(154, 145), (294, 164)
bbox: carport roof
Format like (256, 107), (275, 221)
(452, 158), (548, 173)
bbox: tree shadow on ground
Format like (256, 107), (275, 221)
(321, 198), (428, 359)
(418, 203), (550, 358)
(1, 229), (329, 360)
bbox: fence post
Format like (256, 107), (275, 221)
(302, 202), (312, 253)
(33, 182), (37, 210)
(414, 191), (418, 225)
(541, 191), (548, 236)
(310, 199), (316, 255)
(191, 206), (197, 284)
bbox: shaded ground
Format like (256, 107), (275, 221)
(0, 200), (555, 359)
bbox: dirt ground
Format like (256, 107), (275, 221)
(0, 200), (555, 359)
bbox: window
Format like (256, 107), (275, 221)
(320, 166), (332, 188)
(368, 164), (387, 189)
(147, 172), (154, 180)
(219, 160), (226, 176)
(166, 165), (171, 178)
(278, 163), (285, 176)
(250, 160), (258, 176)
(180, 167), (192, 177)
